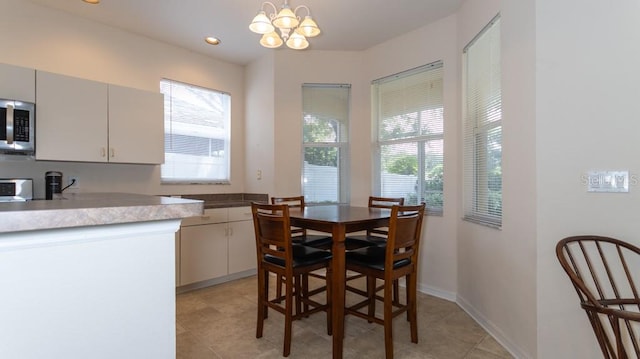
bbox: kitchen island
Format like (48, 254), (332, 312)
(0, 193), (203, 359)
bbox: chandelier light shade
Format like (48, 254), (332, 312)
(249, 11), (275, 34)
(286, 32), (309, 50)
(249, 0), (321, 50)
(260, 31), (284, 48)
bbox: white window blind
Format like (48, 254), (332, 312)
(302, 84), (350, 204)
(373, 62), (444, 214)
(463, 14), (502, 227)
(160, 79), (231, 184)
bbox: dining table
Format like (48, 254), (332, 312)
(288, 204), (392, 359)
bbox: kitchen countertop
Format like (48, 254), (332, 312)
(178, 193), (268, 209)
(0, 193), (203, 233)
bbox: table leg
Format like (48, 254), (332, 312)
(331, 224), (346, 359)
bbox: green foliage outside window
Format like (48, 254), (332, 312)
(387, 155), (418, 176)
(304, 116), (339, 167)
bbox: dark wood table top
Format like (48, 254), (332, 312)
(288, 205), (391, 234)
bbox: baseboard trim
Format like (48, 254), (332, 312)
(176, 269), (257, 294)
(457, 294), (529, 359)
(417, 283), (457, 302)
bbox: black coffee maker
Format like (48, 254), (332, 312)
(45, 171), (62, 200)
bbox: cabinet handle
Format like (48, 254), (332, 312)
(110, 148), (115, 158)
(229, 227), (233, 236)
(6, 104), (13, 144)
(101, 147), (106, 157)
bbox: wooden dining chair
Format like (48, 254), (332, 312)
(271, 196), (333, 250)
(345, 196), (405, 304)
(345, 203), (426, 359)
(344, 196), (405, 250)
(556, 235), (640, 359)
(271, 196), (333, 311)
(251, 202), (332, 357)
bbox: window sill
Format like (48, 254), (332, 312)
(463, 215), (501, 230)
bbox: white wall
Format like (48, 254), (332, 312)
(244, 53), (276, 195)
(537, 0), (640, 357)
(0, 0), (246, 198)
(456, 0), (537, 358)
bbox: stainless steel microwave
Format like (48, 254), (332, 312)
(0, 178), (33, 202)
(0, 99), (35, 155)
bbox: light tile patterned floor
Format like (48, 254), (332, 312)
(176, 275), (513, 359)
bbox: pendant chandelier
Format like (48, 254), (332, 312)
(249, 0), (321, 50)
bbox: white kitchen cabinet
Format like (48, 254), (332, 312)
(35, 71), (108, 162)
(177, 206), (256, 289)
(0, 63), (35, 102)
(227, 207), (256, 274)
(108, 84), (164, 164)
(180, 222), (228, 286)
(35, 71), (163, 164)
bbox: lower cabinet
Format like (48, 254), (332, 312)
(177, 207), (255, 289)
(228, 216), (257, 274)
(180, 222), (228, 285)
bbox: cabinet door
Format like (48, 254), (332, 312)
(0, 63), (35, 102)
(35, 71), (108, 162)
(228, 220), (256, 274)
(228, 207), (256, 274)
(180, 223), (228, 285)
(108, 85), (164, 164)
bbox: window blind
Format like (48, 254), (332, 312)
(463, 14), (502, 227)
(160, 79), (231, 183)
(373, 62), (444, 213)
(302, 84), (350, 204)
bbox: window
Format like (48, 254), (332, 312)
(463, 14), (502, 227)
(373, 62), (444, 214)
(160, 79), (231, 183)
(302, 84), (350, 204)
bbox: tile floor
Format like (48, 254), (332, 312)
(176, 275), (513, 359)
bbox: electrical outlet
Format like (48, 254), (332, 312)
(68, 176), (79, 189)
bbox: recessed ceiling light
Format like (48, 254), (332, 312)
(83, 0), (100, 4)
(205, 37), (221, 45)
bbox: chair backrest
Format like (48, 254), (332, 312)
(252, 202), (294, 270)
(271, 196), (308, 236)
(385, 203), (425, 273)
(367, 196), (406, 237)
(556, 235), (640, 358)
(271, 196), (305, 208)
(369, 196), (405, 209)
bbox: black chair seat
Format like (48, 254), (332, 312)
(346, 245), (410, 271)
(293, 234), (333, 250)
(265, 244), (333, 268)
(345, 234), (386, 250)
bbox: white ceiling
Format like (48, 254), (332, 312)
(28, 0), (463, 66)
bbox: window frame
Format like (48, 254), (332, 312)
(462, 14), (502, 228)
(160, 78), (231, 184)
(372, 61), (444, 215)
(301, 83), (351, 205)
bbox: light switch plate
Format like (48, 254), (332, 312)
(587, 170), (629, 193)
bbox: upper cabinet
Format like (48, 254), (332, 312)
(108, 84), (164, 164)
(35, 71), (164, 164)
(0, 63), (35, 102)
(35, 71), (108, 162)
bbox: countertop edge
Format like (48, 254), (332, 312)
(0, 193), (204, 234)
